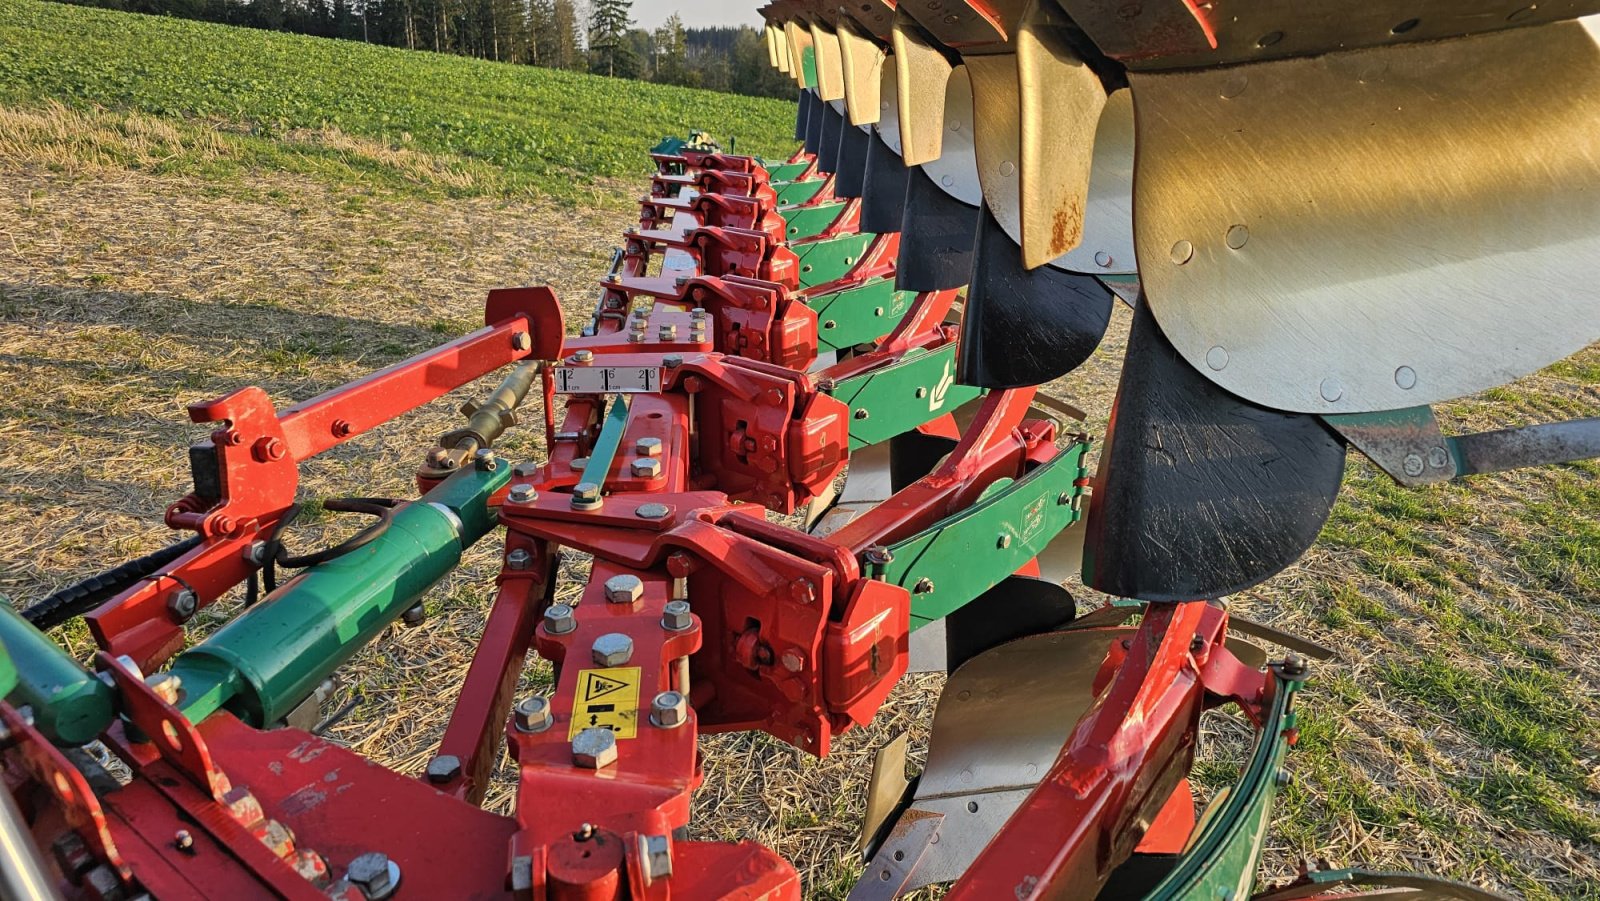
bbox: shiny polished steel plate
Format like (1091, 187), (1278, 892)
(1133, 22), (1600, 414)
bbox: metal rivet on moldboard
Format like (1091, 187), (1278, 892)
(940, 175), (954, 188)
(1206, 346), (1229, 371)
(1225, 224), (1249, 250)
(1428, 446), (1450, 469)
(1094, 251), (1113, 268)
(998, 160), (1015, 177)
(1319, 378), (1344, 403)
(1170, 240), (1194, 265)
(1403, 454), (1425, 477)
(1395, 366), (1418, 390)
(1220, 75), (1248, 98)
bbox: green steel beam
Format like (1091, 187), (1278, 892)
(780, 201), (851, 242)
(831, 344), (983, 449)
(865, 443), (1089, 626)
(775, 178), (828, 207)
(808, 278), (916, 353)
(768, 161), (812, 182)
(793, 232), (879, 289)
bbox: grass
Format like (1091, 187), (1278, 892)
(0, 0), (797, 202)
(0, 3), (1597, 897)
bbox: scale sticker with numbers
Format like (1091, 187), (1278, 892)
(553, 366), (664, 394)
(568, 666), (641, 739)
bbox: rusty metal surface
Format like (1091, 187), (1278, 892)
(1133, 22), (1600, 413)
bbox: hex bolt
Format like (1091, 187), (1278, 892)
(146, 673), (183, 705)
(512, 461), (539, 479)
(636, 502), (670, 520)
(513, 696), (553, 733)
(1281, 652), (1309, 679)
(511, 331), (533, 352)
(571, 457), (588, 471)
(628, 332), (647, 343)
(592, 633), (634, 667)
(543, 603), (576, 635)
(630, 457), (662, 479)
(506, 548), (532, 570)
(631, 318), (648, 332)
(639, 834), (673, 883)
(571, 481), (603, 510)
(604, 574), (644, 605)
(167, 589), (198, 623)
(650, 691), (688, 728)
(508, 483), (537, 504)
(661, 600), (693, 631)
(912, 578), (935, 594)
(571, 349), (595, 364)
(636, 436), (664, 457)
(663, 354), (684, 369)
(996, 534), (1011, 549)
(572, 727), (619, 769)
(691, 307), (707, 320)
(426, 754), (461, 784)
(658, 325), (677, 340)
(473, 449), (498, 472)
(345, 852), (401, 900)
(401, 603), (426, 627)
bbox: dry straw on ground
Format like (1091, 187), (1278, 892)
(0, 133), (1595, 899)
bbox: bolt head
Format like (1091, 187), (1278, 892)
(511, 331), (533, 352)
(473, 449), (498, 471)
(346, 852), (400, 900)
(426, 755), (461, 783)
(167, 589), (198, 622)
(604, 574), (645, 604)
(630, 457), (662, 479)
(571, 349), (595, 364)
(572, 727), (618, 768)
(401, 603), (426, 627)
(592, 632), (634, 667)
(636, 502), (671, 520)
(513, 696), (552, 733)
(651, 691), (688, 728)
(508, 483), (537, 504)
(543, 603), (576, 635)
(661, 600), (693, 631)
(663, 354), (683, 369)
(512, 461), (539, 479)
(506, 548), (532, 570)
(636, 436), (664, 457)
(146, 673), (183, 705)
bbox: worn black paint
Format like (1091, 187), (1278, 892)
(895, 167), (979, 292)
(794, 89), (808, 141)
(959, 206), (1114, 389)
(817, 102), (843, 174)
(1083, 302), (1347, 601)
(803, 92), (824, 157)
(834, 124), (870, 199)
(944, 576), (1077, 673)
(860, 133), (909, 233)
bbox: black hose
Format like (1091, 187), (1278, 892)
(21, 535), (203, 631)
(269, 498), (403, 569)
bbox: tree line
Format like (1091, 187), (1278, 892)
(49, 0), (798, 99)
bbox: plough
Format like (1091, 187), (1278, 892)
(3, 1), (1599, 898)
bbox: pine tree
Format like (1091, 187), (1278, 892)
(586, 0), (632, 78)
(651, 12), (686, 85)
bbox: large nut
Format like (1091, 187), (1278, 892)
(650, 691), (688, 728)
(592, 633), (634, 667)
(543, 604), (576, 635)
(345, 851), (400, 900)
(506, 549), (532, 570)
(636, 436), (664, 457)
(572, 727), (618, 769)
(630, 457), (662, 479)
(426, 755), (461, 783)
(661, 600), (693, 631)
(513, 696), (552, 733)
(604, 575), (644, 605)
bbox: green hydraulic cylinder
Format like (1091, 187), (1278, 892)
(169, 461), (509, 727)
(0, 604), (114, 745)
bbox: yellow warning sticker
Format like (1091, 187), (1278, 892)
(568, 666), (642, 739)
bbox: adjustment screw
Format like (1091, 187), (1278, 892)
(593, 633), (634, 667)
(604, 574), (645, 604)
(473, 449), (498, 472)
(167, 589), (198, 623)
(426, 754), (461, 783)
(572, 727), (618, 769)
(661, 600), (693, 631)
(630, 457), (662, 479)
(506, 548), (532, 570)
(636, 502), (671, 520)
(650, 691), (688, 728)
(571, 349), (595, 364)
(345, 851), (400, 900)
(636, 436), (664, 457)
(543, 603), (576, 635)
(508, 483), (537, 504)
(513, 696), (552, 733)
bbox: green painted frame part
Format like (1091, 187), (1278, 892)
(169, 462), (510, 727)
(0, 604), (114, 745)
(781, 201), (852, 242)
(768, 161), (812, 182)
(866, 443), (1088, 626)
(1145, 674), (1302, 901)
(808, 278), (917, 353)
(775, 178), (828, 207)
(802, 45), (818, 89)
(793, 232), (879, 289)
(831, 344), (984, 449)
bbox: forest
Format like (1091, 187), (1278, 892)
(44, 0), (799, 99)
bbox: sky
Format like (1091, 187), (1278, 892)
(632, 2), (764, 32)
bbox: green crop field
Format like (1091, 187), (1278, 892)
(0, 0), (797, 201)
